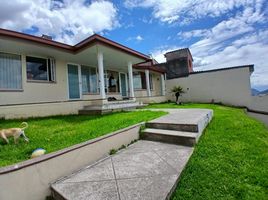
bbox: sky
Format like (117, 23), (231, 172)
(0, 0), (267, 90)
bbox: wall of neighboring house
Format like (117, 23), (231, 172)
(166, 67), (253, 107)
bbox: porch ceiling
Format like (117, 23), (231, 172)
(0, 36), (147, 72)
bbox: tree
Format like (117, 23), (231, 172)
(171, 86), (185, 104)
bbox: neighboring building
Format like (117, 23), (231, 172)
(0, 28), (166, 119)
(155, 48), (193, 79)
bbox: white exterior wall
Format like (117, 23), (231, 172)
(166, 67), (252, 107)
(250, 95), (268, 113)
(0, 55), (69, 105)
(134, 72), (163, 98)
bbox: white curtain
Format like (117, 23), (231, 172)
(0, 52), (22, 89)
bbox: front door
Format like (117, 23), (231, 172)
(67, 64), (81, 99)
(119, 73), (128, 97)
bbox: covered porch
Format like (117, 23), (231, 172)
(66, 42), (166, 113)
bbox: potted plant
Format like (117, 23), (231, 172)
(171, 86), (185, 104)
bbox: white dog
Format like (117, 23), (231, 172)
(0, 122), (29, 144)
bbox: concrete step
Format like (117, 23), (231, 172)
(146, 122), (198, 132)
(79, 101), (144, 115)
(83, 102), (140, 110)
(142, 128), (197, 146)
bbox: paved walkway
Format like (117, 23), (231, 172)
(52, 141), (193, 200)
(51, 108), (213, 200)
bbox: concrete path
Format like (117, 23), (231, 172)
(51, 108), (213, 200)
(51, 141), (193, 200)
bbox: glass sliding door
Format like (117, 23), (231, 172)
(67, 64), (81, 99)
(119, 72), (128, 97)
(81, 65), (97, 94)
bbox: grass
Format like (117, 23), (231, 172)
(0, 110), (166, 167)
(147, 103), (268, 200)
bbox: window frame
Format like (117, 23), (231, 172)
(26, 55), (56, 83)
(133, 71), (143, 90)
(0, 51), (23, 91)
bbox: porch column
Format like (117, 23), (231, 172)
(128, 61), (135, 98)
(97, 51), (106, 99)
(161, 74), (166, 96)
(145, 69), (151, 97)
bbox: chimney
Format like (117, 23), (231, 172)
(41, 34), (52, 40)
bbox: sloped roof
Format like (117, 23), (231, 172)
(0, 28), (150, 60)
(133, 60), (166, 73)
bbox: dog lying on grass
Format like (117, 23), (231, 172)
(0, 122), (29, 144)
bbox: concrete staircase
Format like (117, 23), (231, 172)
(142, 109), (213, 146)
(79, 100), (144, 115)
(50, 109), (213, 200)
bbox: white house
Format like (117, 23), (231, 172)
(0, 28), (166, 119)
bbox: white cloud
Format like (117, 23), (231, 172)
(0, 0), (119, 45)
(127, 35), (144, 42)
(150, 2), (268, 88)
(136, 35), (144, 41)
(151, 45), (183, 63)
(152, 26), (268, 88)
(124, 0), (265, 24)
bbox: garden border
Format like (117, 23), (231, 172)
(0, 122), (142, 200)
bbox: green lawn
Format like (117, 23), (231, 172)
(147, 103), (268, 200)
(0, 110), (166, 167)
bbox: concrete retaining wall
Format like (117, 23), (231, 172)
(0, 100), (96, 119)
(0, 123), (141, 200)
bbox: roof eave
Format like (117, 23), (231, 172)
(0, 28), (149, 60)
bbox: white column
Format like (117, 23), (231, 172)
(145, 69), (151, 97)
(128, 61), (135, 98)
(97, 52), (106, 99)
(161, 74), (166, 96)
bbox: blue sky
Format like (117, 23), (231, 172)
(0, 0), (268, 90)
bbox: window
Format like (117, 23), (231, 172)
(133, 72), (142, 89)
(81, 66), (97, 94)
(0, 52), (22, 90)
(26, 56), (56, 82)
(133, 71), (152, 90)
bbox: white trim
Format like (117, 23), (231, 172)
(128, 61), (135, 98)
(145, 69), (151, 97)
(161, 74), (166, 96)
(97, 51), (106, 99)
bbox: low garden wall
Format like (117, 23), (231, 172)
(0, 123), (142, 200)
(136, 95), (167, 104)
